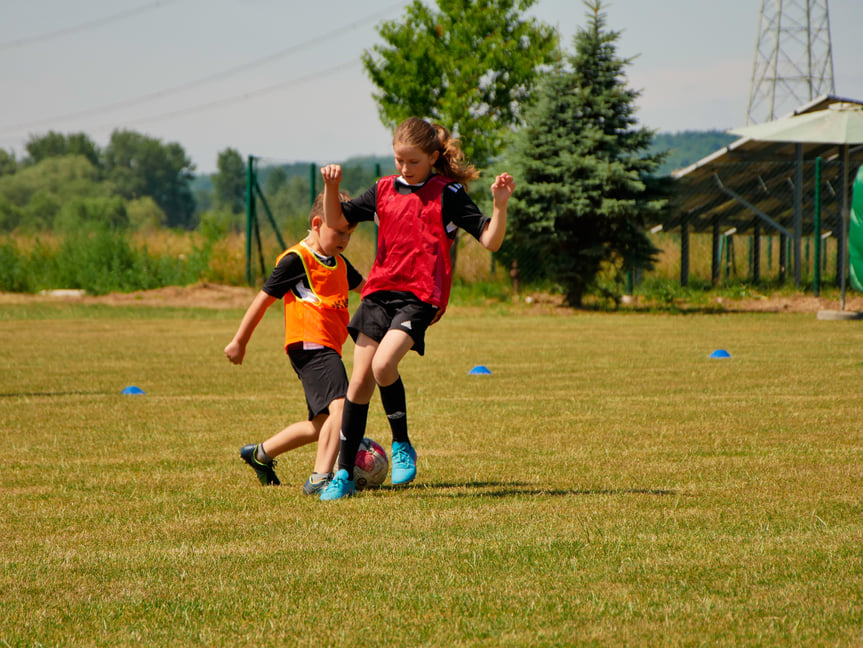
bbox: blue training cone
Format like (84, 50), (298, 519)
(709, 349), (731, 359)
(469, 365), (492, 375)
(122, 385), (146, 395)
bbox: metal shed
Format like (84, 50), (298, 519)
(662, 95), (863, 287)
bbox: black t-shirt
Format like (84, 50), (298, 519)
(342, 175), (490, 241)
(262, 247), (363, 300)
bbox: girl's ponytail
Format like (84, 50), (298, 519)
(431, 123), (479, 188)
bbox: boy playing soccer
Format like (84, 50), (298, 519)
(224, 192), (364, 494)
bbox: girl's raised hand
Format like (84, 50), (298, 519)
(491, 173), (515, 204)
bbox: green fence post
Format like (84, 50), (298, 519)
(245, 155), (255, 286)
(814, 157), (822, 296)
(309, 163), (316, 208)
(254, 179), (287, 251)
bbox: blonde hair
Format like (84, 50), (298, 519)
(393, 117), (479, 189)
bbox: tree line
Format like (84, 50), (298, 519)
(0, 132), (391, 237)
(0, 130), (195, 231)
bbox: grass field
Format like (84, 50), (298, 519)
(2, 301), (862, 647)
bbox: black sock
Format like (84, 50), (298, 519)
(379, 377), (409, 445)
(337, 399), (369, 480)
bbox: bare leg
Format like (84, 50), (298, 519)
(372, 329), (415, 387)
(261, 418), (321, 458)
(313, 403), (342, 474)
(347, 333), (380, 404)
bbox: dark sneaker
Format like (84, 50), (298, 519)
(302, 473), (332, 495)
(240, 444), (280, 485)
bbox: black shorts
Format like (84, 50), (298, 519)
(287, 346), (349, 420)
(348, 291), (438, 356)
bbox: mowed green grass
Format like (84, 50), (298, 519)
(1, 302), (862, 647)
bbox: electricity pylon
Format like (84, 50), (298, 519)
(746, 0), (835, 124)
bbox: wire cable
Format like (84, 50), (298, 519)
(0, 0), (181, 51)
(97, 58), (362, 130)
(0, 2), (404, 135)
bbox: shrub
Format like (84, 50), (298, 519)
(0, 230), (211, 295)
(54, 196), (128, 233)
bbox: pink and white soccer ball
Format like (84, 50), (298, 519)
(354, 438), (388, 490)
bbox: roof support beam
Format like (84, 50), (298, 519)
(713, 173), (793, 237)
(793, 143), (803, 286)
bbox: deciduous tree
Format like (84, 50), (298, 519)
(25, 131), (101, 169)
(103, 130), (196, 229)
(362, 0), (558, 169)
(0, 149), (17, 177)
(214, 148), (246, 214)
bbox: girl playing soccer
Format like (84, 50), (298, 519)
(318, 117), (515, 500)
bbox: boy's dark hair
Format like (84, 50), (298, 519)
(309, 190), (352, 226)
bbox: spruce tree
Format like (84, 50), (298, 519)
(502, 0), (667, 307)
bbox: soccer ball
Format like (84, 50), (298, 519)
(354, 438), (388, 490)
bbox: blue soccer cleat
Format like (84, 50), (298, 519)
(319, 469), (356, 501)
(391, 441), (417, 485)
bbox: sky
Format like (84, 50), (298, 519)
(2, 0), (862, 173)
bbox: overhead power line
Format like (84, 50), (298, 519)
(0, 0), (180, 51)
(0, 2), (405, 135)
(97, 59), (362, 130)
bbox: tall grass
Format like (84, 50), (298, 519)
(1, 303), (862, 646)
(0, 228), (847, 306)
(649, 231), (841, 286)
(0, 224), (501, 296)
(0, 230), (210, 295)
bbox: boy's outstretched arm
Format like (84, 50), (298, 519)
(320, 164), (351, 230)
(224, 291), (277, 365)
(479, 173), (516, 252)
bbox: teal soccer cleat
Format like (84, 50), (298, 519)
(391, 441), (417, 485)
(319, 469), (356, 501)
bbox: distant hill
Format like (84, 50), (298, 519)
(189, 154), (395, 205)
(650, 130), (737, 176)
(189, 134), (736, 194)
